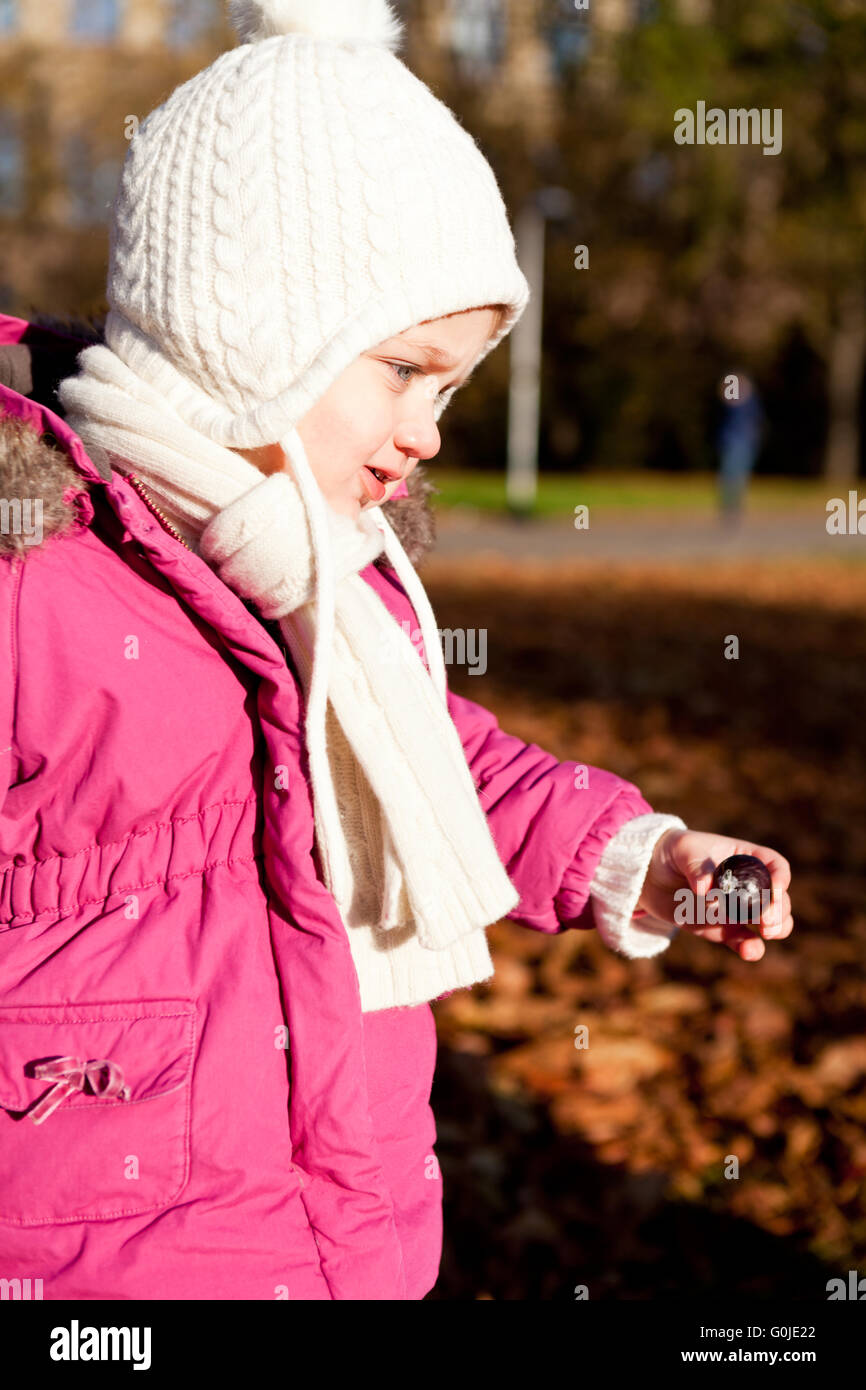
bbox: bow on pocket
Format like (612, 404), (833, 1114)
(28, 1057), (131, 1125)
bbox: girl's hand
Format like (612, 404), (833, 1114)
(636, 829), (793, 962)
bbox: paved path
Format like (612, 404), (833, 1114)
(430, 507), (865, 563)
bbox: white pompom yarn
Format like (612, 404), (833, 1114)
(228, 0), (404, 51)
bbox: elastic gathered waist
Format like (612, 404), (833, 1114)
(0, 797), (261, 929)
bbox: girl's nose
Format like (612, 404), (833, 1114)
(394, 400), (441, 463)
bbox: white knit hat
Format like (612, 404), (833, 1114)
(102, 0), (530, 450)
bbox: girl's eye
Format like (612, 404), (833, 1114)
(389, 362), (420, 385)
(388, 361), (451, 403)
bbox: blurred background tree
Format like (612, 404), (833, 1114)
(0, 0), (863, 481)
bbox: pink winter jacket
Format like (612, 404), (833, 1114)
(0, 313), (665, 1301)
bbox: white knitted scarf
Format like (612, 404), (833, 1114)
(59, 345), (520, 953)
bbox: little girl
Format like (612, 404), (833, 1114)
(0, 1), (792, 1301)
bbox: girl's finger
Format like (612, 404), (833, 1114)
(728, 904), (795, 956)
(760, 888), (791, 930)
(749, 844), (792, 894)
(732, 934), (765, 961)
(762, 912), (794, 940)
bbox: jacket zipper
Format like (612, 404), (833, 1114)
(123, 474), (193, 552)
(121, 474), (295, 658)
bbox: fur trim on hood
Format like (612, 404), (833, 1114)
(0, 413), (84, 558)
(0, 312), (438, 567)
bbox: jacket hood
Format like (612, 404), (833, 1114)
(0, 311), (438, 565)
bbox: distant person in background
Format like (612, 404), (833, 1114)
(716, 371), (765, 526)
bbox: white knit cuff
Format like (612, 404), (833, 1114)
(589, 812), (688, 959)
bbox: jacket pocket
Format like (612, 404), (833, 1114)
(0, 999), (195, 1225)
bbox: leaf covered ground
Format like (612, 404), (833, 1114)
(420, 557), (866, 1300)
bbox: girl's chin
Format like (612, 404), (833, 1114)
(324, 483), (383, 518)
(320, 491), (360, 518)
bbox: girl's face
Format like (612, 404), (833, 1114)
(235, 307), (500, 517)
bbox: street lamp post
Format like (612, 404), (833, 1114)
(506, 185), (574, 517)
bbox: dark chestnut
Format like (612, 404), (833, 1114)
(711, 854), (772, 927)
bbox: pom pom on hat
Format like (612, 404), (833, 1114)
(228, 0), (404, 51)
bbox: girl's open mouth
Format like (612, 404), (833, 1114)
(360, 465), (388, 502)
